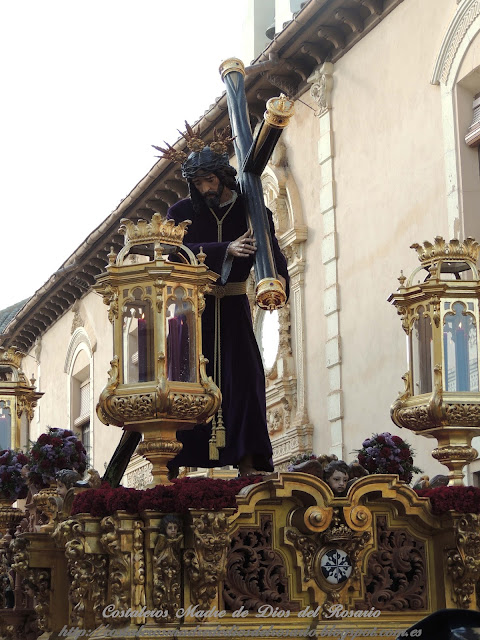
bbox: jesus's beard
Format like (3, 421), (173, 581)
(203, 185), (224, 208)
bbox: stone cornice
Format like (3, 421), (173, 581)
(1, 0), (405, 352)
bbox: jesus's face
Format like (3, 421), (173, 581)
(192, 173), (227, 208)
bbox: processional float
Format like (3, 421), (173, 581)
(100, 58), (295, 486)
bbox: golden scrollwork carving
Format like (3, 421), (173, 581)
(393, 405), (432, 430)
(57, 519), (108, 629)
(101, 284), (119, 323)
(432, 445), (477, 464)
(11, 536), (29, 575)
(169, 393), (211, 420)
(33, 487), (59, 533)
(285, 530), (318, 582)
(446, 514), (480, 608)
(286, 507), (371, 591)
(27, 569), (51, 631)
(110, 393), (156, 420)
(15, 396), (37, 422)
(119, 215), (191, 252)
(105, 356), (120, 395)
(343, 505), (373, 532)
(396, 306), (410, 334)
(184, 511), (231, 609)
(101, 516), (131, 623)
(303, 506), (333, 533)
(445, 403), (480, 426)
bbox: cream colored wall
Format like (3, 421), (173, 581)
(81, 291), (123, 472)
(22, 290), (122, 476)
(281, 0), (459, 478)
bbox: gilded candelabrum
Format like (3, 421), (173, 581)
(389, 237), (480, 485)
(94, 214), (221, 484)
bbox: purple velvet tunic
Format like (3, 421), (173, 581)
(166, 195), (289, 471)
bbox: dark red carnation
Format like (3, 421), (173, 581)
(386, 462), (399, 473)
(381, 447), (392, 458)
(391, 436), (403, 445)
(376, 435), (386, 444)
(399, 449), (410, 460)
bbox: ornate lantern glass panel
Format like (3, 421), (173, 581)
(166, 285), (196, 383)
(0, 401), (11, 450)
(122, 288), (155, 384)
(443, 301), (479, 392)
(94, 214), (221, 485)
(390, 237), (480, 485)
(410, 305), (433, 396)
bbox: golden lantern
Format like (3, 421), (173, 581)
(389, 237), (480, 485)
(94, 214), (221, 484)
(0, 347), (42, 450)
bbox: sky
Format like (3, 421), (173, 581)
(0, 1), (249, 310)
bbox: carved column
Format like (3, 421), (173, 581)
(260, 158), (313, 468)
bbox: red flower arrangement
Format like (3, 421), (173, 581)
(415, 486), (480, 515)
(71, 476), (263, 518)
(356, 432), (422, 483)
(0, 449), (29, 501)
(28, 428), (87, 489)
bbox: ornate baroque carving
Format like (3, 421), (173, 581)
(223, 514), (298, 612)
(446, 513), (480, 608)
(286, 507), (371, 609)
(184, 511), (231, 609)
(356, 516), (427, 611)
(56, 519), (108, 628)
(110, 393), (156, 420)
(153, 519), (183, 621)
(101, 516), (131, 622)
(169, 393), (210, 419)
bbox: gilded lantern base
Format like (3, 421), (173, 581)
(429, 428), (478, 486)
(256, 277), (286, 310)
(136, 422), (185, 485)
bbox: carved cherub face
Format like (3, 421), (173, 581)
(166, 521), (178, 538)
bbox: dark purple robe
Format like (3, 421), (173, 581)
(166, 195), (289, 471)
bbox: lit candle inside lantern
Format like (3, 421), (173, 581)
(455, 322), (468, 391)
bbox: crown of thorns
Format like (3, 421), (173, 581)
(152, 122), (235, 164)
